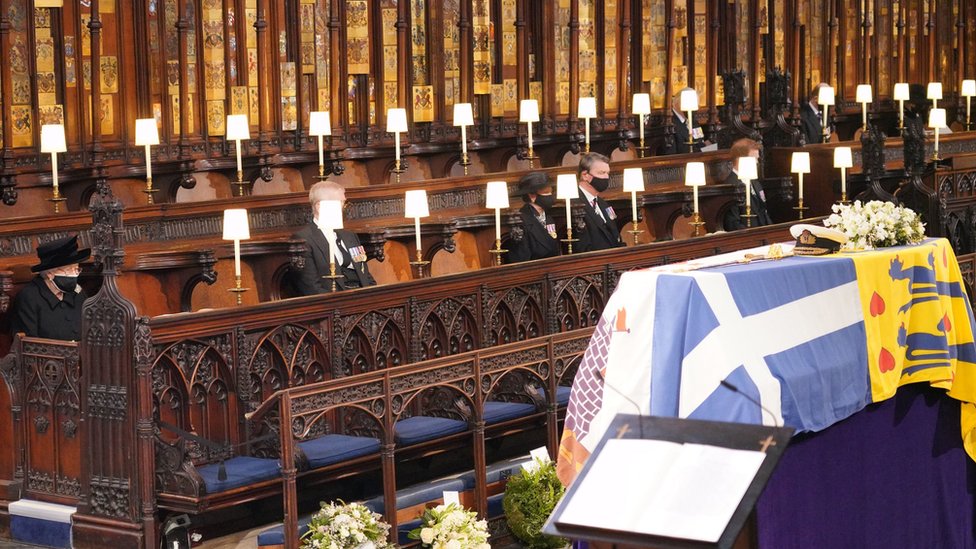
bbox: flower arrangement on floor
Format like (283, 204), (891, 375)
(407, 502), (491, 549)
(824, 200), (926, 250)
(300, 500), (395, 549)
(502, 457), (567, 549)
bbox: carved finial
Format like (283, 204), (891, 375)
(902, 116), (927, 176)
(88, 178), (126, 273)
(721, 70), (748, 107)
(860, 126), (887, 180)
(765, 68), (792, 109)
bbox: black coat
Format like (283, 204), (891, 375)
(508, 203), (560, 263)
(10, 276), (87, 341)
(723, 172), (773, 231)
(800, 102), (823, 145)
(294, 224), (376, 295)
(667, 111), (703, 155)
(576, 188), (625, 253)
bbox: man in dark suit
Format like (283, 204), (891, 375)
(723, 138), (773, 231)
(575, 152), (625, 252)
(11, 235), (90, 341)
(666, 88), (709, 155)
(294, 181), (376, 295)
(800, 83), (828, 145)
(508, 172), (560, 263)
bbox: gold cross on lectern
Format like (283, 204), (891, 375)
(616, 423), (631, 438)
(759, 435), (777, 453)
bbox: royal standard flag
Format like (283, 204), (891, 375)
(558, 240), (976, 486)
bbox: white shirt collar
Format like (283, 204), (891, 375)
(672, 109), (686, 123)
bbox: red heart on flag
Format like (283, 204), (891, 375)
(944, 314), (952, 332)
(879, 348), (895, 373)
(870, 292), (885, 317)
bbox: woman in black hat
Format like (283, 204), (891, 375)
(508, 172), (560, 263)
(10, 235), (91, 341)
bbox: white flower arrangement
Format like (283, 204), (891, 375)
(300, 501), (395, 549)
(407, 502), (491, 549)
(824, 200), (926, 250)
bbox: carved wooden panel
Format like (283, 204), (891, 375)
(336, 308), (408, 376)
(411, 295), (479, 361)
(481, 284), (546, 346)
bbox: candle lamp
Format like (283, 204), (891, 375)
(578, 97), (597, 153)
(308, 111), (331, 179)
(685, 162), (706, 236)
(40, 124), (67, 212)
(737, 156), (758, 227)
(404, 189), (430, 277)
(929, 108), (947, 162)
(893, 83), (910, 130)
(225, 114), (251, 196)
(817, 85), (834, 144)
(485, 181), (509, 265)
(622, 167), (645, 244)
(833, 147), (853, 204)
(520, 99), (540, 166)
(632, 93), (651, 157)
(388, 108), (408, 183)
(855, 84), (872, 131)
(927, 82), (942, 109)
(454, 103), (474, 174)
(791, 151), (811, 218)
(315, 200), (345, 291)
(962, 80), (976, 131)
(556, 173), (579, 253)
(134, 118), (159, 204)
(679, 89), (699, 147)
(222, 208), (251, 305)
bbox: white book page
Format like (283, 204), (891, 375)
(557, 439), (683, 532)
(640, 443), (766, 542)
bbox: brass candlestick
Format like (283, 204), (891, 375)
(233, 169), (249, 197)
(392, 159), (405, 184)
(409, 248), (430, 278)
(488, 239), (507, 266)
(689, 212), (705, 237)
(460, 152), (470, 176)
(321, 259), (344, 292)
(794, 199), (809, 220)
(840, 191), (849, 204)
(525, 147), (537, 169)
(561, 225), (579, 254)
(741, 205), (757, 228)
(48, 188), (67, 213)
(142, 176), (158, 204)
(628, 219), (644, 245)
(228, 274), (249, 305)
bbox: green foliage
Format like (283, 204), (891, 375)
(502, 459), (567, 549)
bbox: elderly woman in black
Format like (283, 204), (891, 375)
(508, 172), (560, 263)
(11, 235), (90, 341)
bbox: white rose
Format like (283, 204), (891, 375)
(421, 527), (435, 544)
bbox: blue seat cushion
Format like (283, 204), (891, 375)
(362, 476), (466, 514)
(394, 416), (467, 446)
(298, 434), (381, 469)
(557, 385), (572, 406)
(460, 455), (534, 489)
(397, 519), (421, 545)
(199, 456), (280, 494)
(487, 492), (505, 517)
(257, 515), (312, 546)
(483, 401), (537, 424)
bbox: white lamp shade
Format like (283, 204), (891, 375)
(387, 108), (408, 133)
(404, 189), (429, 218)
(679, 89), (699, 112)
(685, 162), (706, 186)
(556, 173), (578, 199)
(893, 83), (911, 101)
(929, 108), (947, 129)
(622, 168), (644, 192)
(308, 111), (332, 136)
(134, 118), (159, 146)
(519, 99), (540, 123)
(737, 156), (758, 181)
(856, 84), (873, 103)
(963, 80), (976, 98)
(791, 151), (811, 174)
(315, 200), (344, 230)
(453, 103), (474, 126)
(40, 124), (67, 153)
(818, 85), (835, 106)
(833, 146), (853, 169)
(225, 114), (250, 140)
(927, 82), (943, 100)
(485, 181), (509, 209)
(222, 209), (250, 240)
(578, 97), (597, 119)
(632, 93), (651, 115)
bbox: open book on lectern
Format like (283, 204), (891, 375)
(544, 414), (794, 549)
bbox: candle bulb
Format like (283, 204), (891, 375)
(387, 108), (408, 176)
(578, 97), (596, 152)
(308, 111), (331, 176)
(962, 80), (976, 128)
(893, 83), (910, 129)
(818, 85), (834, 143)
(684, 162), (706, 215)
(792, 151), (811, 202)
(622, 168), (644, 238)
(556, 173), (578, 253)
(520, 99), (539, 155)
(927, 82), (942, 110)
(485, 181), (509, 245)
(40, 123), (67, 192)
(222, 208), (250, 277)
(225, 114), (251, 195)
(404, 189), (429, 255)
(834, 147), (853, 201)
(930, 108), (947, 160)
(633, 93), (651, 154)
(679, 89), (699, 147)
(856, 84), (872, 129)
(737, 156), (758, 216)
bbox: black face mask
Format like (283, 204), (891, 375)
(53, 275), (78, 293)
(534, 193), (556, 210)
(590, 176), (610, 193)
